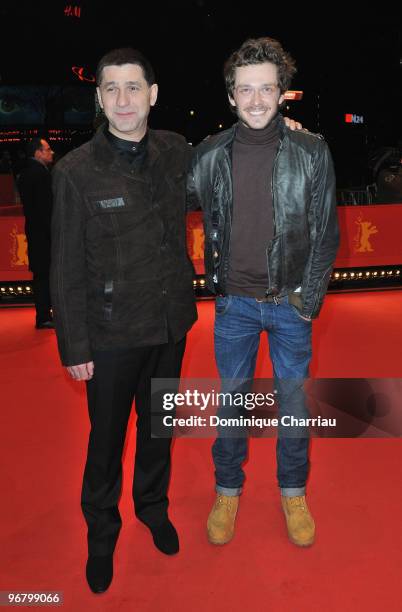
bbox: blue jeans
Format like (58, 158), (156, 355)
(213, 294), (312, 497)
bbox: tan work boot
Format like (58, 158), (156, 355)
(207, 494), (239, 545)
(281, 495), (315, 547)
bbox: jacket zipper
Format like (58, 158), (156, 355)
(266, 136), (284, 298)
(220, 146), (233, 294)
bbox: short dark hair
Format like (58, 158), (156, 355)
(96, 47), (156, 86)
(224, 37), (297, 98)
(25, 138), (44, 158)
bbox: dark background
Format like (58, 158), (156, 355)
(0, 0), (401, 187)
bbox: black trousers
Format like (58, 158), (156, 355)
(81, 335), (186, 556)
(32, 269), (52, 325)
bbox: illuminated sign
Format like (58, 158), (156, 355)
(345, 114), (364, 124)
(72, 67), (95, 83)
(64, 5), (81, 18)
(284, 90), (303, 100)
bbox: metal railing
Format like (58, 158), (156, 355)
(337, 184), (377, 206)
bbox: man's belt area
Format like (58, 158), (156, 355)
(255, 291), (303, 310)
(256, 295), (282, 304)
(217, 290), (303, 310)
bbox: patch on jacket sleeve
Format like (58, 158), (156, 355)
(97, 197), (126, 210)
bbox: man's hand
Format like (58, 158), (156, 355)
(283, 116), (303, 131)
(66, 361), (94, 381)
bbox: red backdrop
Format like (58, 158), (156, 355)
(1, 205), (401, 281)
(186, 206), (402, 274)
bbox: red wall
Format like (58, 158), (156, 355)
(1, 205), (401, 282)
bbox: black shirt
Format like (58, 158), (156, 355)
(104, 127), (148, 168)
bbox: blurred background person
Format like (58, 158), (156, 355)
(17, 137), (54, 328)
(376, 154), (402, 203)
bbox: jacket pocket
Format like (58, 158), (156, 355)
(281, 229), (310, 288)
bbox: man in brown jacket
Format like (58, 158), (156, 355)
(51, 48), (197, 594)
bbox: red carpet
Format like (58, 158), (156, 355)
(1, 291), (402, 611)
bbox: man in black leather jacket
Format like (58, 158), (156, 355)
(188, 37), (339, 548)
(51, 48), (197, 594)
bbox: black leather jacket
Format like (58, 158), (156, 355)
(187, 116), (340, 319)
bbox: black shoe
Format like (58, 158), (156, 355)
(149, 519), (179, 555)
(86, 554), (113, 594)
(35, 320), (54, 329)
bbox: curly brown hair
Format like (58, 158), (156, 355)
(224, 37), (297, 97)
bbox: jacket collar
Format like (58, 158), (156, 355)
(208, 115), (287, 159)
(28, 157), (49, 170)
(91, 123), (173, 171)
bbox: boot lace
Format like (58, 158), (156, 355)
(216, 495), (234, 509)
(287, 496), (308, 511)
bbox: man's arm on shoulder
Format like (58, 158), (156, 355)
(283, 116), (303, 131)
(301, 139), (340, 319)
(50, 164), (92, 371)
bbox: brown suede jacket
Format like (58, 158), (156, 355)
(50, 126), (197, 366)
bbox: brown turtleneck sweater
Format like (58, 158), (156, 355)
(226, 115), (280, 299)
